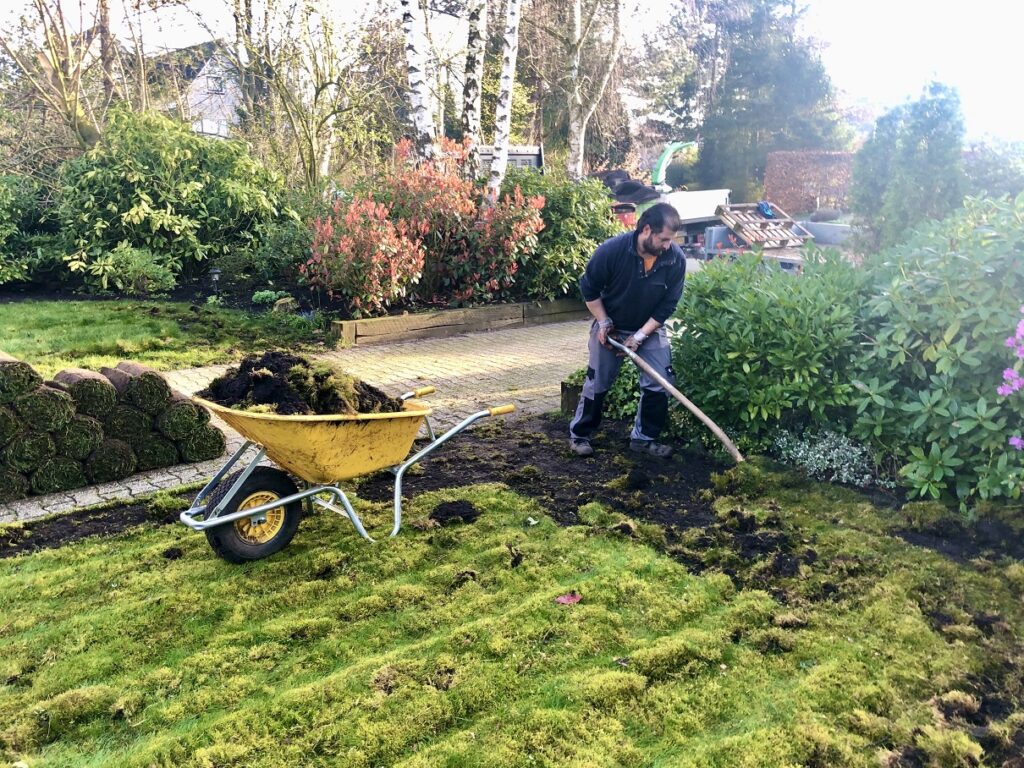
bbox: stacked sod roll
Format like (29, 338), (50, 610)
(0, 353), (226, 501)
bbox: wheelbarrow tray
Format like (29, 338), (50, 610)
(193, 397), (432, 484)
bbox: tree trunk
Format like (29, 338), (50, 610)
(401, 0), (436, 161)
(462, 0), (487, 179)
(98, 0), (115, 103)
(565, 0), (622, 180)
(486, 0), (523, 198)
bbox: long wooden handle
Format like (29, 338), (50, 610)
(608, 337), (745, 463)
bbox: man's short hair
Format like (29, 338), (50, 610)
(636, 202), (681, 235)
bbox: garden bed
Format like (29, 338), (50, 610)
(330, 298), (588, 346)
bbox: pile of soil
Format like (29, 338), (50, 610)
(198, 351), (404, 416)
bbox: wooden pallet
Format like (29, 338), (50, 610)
(715, 202), (811, 249)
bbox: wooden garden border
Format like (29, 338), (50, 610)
(330, 298), (589, 346)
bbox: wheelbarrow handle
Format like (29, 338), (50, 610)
(401, 385), (437, 400)
(488, 404), (516, 416)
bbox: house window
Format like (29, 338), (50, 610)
(207, 76), (225, 95)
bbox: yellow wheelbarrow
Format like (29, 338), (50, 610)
(180, 386), (515, 563)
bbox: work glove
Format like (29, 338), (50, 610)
(597, 318), (615, 347)
(624, 331), (648, 352)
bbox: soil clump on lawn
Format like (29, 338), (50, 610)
(198, 351), (403, 416)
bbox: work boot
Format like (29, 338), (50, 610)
(569, 439), (594, 457)
(629, 439), (672, 458)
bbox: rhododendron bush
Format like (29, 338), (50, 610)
(306, 139), (544, 315)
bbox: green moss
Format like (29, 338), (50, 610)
(0, 475), (1022, 767)
(1004, 562), (1024, 595)
(577, 501), (618, 527)
(902, 500), (955, 531)
(913, 724), (984, 765)
(710, 460), (771, 499)
(573, 670), (648, 709)
(631, 629), (727, 680)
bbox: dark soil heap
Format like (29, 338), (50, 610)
(199, 352), (404, 416)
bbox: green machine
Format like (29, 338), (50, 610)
(651, 141), (698, 190)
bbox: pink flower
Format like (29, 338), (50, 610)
(1009, 436), (1024, 451)
(998, 384), (1013, 397)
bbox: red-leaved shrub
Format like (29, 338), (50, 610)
(303, 139), (544, 314)
(303, 197), (426, 316)
(366, 138), (544, 306)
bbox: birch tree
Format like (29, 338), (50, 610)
(401, 0), (436, 161)
(565, 0), (622, 179)
(461, 0), (486, 179)
(486, 0), (523, 197)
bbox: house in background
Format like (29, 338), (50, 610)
(180, 52), (242, 138)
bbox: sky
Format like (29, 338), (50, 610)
(4, 0), (1021, 142)
(799, 0), (1022, 141)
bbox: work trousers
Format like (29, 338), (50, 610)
(569, 321), (674, 442)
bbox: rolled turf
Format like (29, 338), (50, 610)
(116, 361), (173, 415)
(157, 392), (208, 440)
(85, 439), (137, 484)
(31, 457), (87, 495)
(13, 385), (75, 432)
(53, 368), (118, 419)
(135, 435), (180, 472)
(0, 466), (29, 502)
(0, 406), (17, 447)
(3, 431), (56, 472)
(104, 404), (152, 442)
(55, 415), (104, 460)
(0, 351), (42, 405)
(178, 424), (226, 463)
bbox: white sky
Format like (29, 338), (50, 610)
(798, 0), (1024, 141)
(4, 0), (1020, 142)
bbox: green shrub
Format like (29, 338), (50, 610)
(502, 169), (621, 301)
(671, 249), (869, 444)
(852, 196), (1024, 503)
(251, 290), (291, 306)
(212, 188), (322, 297)
(91, 243), (177, 296)
(0, 174), (49, 285)
(58, 108), (289, 291)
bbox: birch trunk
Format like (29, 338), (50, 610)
(401, 0), (436, 161)
(486, 0), (523, 198)
(461, 0), (487, 179)
(565, 0), (623, 180)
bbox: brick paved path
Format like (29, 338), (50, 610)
(1, 320), (590, 524)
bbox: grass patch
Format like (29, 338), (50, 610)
(0, 300), (327, 378)
(0, 480), (1021, 766)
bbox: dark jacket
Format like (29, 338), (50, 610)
(579, 231), (686, 331)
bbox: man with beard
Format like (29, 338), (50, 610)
(569, 202), (686, 458)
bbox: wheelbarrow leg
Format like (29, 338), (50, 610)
(184, 441), (269, 521)
(312, 487), (375, 543)
(390, 405), (515, 537)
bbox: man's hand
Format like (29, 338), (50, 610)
(597, 318), (614, 348)
(624, 331), (648, 352)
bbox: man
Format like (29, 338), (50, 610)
(569, 202), (686, 457)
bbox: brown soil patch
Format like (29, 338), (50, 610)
(0, 493), (187, 559)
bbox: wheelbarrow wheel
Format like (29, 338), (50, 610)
(204, 467), (302, 563)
